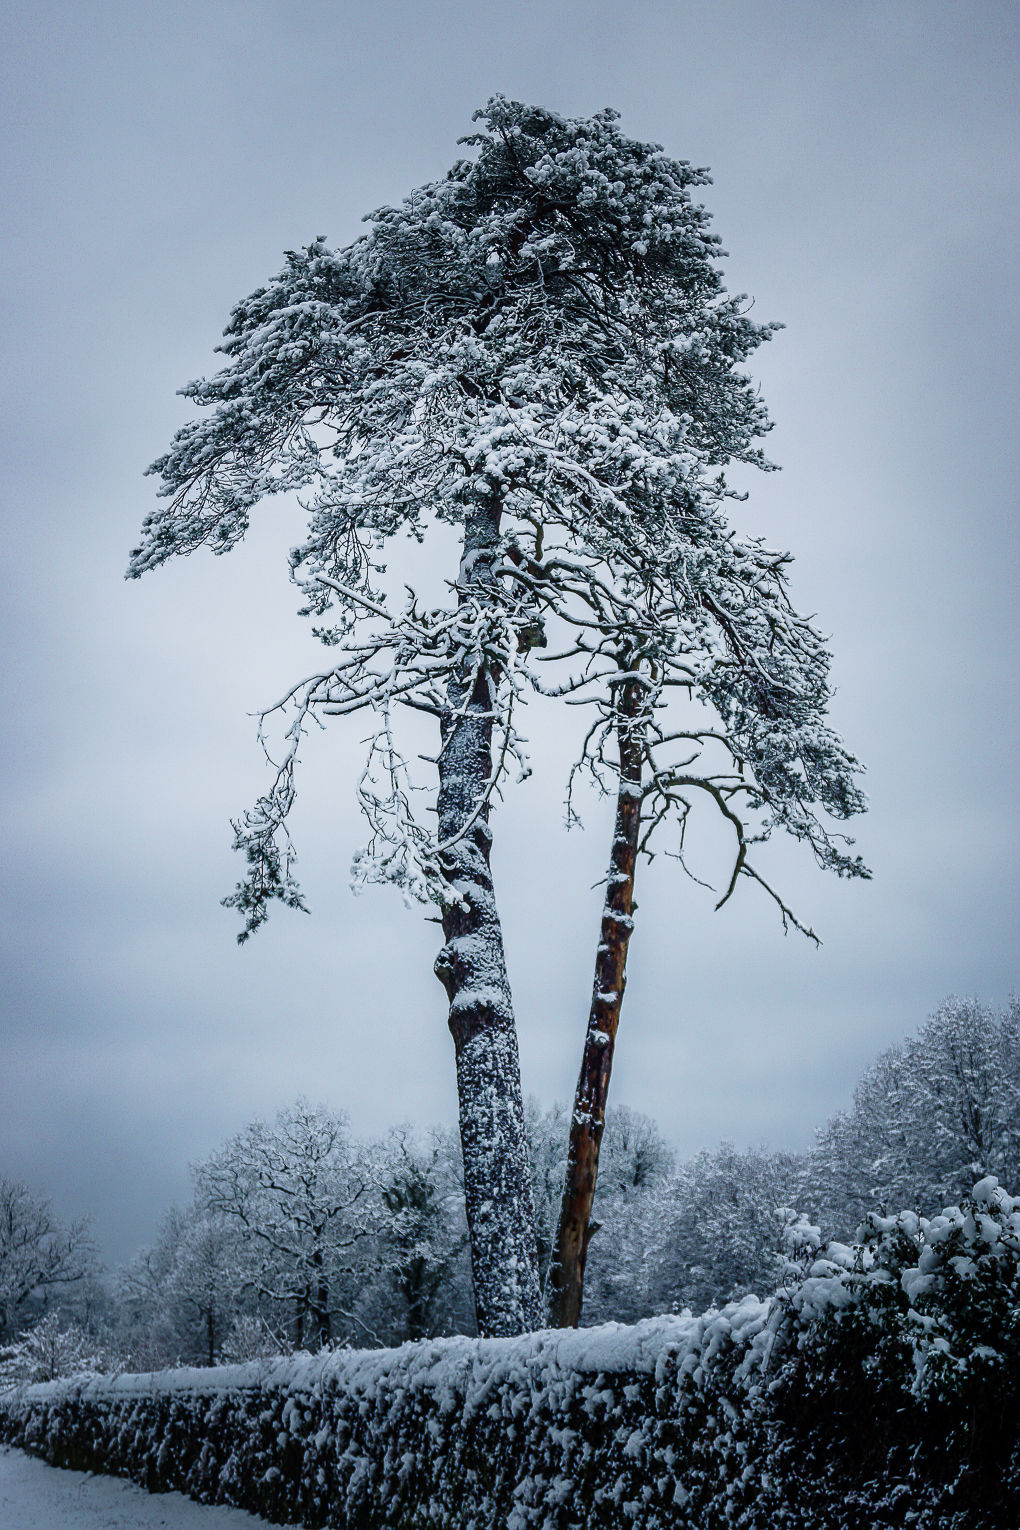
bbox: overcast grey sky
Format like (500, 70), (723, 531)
(1, 0), (1017, 1268)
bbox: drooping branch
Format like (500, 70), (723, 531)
(222, 577), (545, 937)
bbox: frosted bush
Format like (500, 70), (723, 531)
(219, 1314), (288, 1364)
(0, 1312), (109, 1388)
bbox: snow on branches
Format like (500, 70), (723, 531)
(222, 571), (540, 939)
(192, 1101), (375, 1352)
(131, 97), (870, 1338)
(502, 517), (868, 938)
(0, 1179), (98, 1346)
(132, 95), (865, 937)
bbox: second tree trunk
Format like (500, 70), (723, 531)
(548, 679), (643, 1328)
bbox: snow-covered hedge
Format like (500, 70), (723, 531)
(756, 1175), (1020, 1528)
(2, 1179), (1018, 1528)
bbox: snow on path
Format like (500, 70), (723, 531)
(0, 1446), (271, 1529)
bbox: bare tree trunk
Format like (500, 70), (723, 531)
(433, 497), (543, 1338)
(311, 1243), (331, 1349)
(548, 678), (643, 1328)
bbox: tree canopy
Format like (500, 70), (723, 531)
(133, 97), (864, 929)
(811, 995), (1020, 1231)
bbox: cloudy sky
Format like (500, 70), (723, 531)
(2, 0), (1017, 1268)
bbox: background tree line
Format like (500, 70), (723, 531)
(2, 993), (1016, 1380)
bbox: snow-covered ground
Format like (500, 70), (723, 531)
(0, 1446), (269, 1529)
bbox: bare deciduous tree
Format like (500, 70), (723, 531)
(192, 1100), (373, 1350)
(0, 1178), (98, 1343)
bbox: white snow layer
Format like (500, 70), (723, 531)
(17, 1308), (762, 1411)
(0, 1444), (267, 1529)
(0, 1311), (773, 1530)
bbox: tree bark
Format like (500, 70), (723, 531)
(433, 497), (543, 1337)
(548, 677), (643, 1328)
(311, 1242), (330, 1349)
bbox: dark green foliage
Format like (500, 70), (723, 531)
(0, 1333), (723, 1528)
(740, 1180), (1020, 1529)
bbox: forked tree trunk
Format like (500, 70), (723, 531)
(548, 678), (643, 1328)
(433, 497), (543, 1337)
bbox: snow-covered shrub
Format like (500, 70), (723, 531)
(901, 1176), (1020, 1410)
(0, 1317), (768, 1527)
(750, 1176), (1020, 1527)
(0, 1312), (109, 1389)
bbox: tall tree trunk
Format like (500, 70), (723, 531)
(548, 677), (643, 1328)
(434, 497), (543, 1337)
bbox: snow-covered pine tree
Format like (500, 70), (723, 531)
(132, 97), (866, 1334)
(133, 99), (611, 1335)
